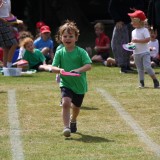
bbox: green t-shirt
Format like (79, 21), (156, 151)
(52, 46), (92, 94)
(23, 49), (46, 69)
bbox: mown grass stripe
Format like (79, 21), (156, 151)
(8, 89), (24, 160)
(97, 88), (160, 157)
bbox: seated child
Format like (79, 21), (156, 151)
(90, 22), (110, 63)
(17, 31), (34, 60)
(35, 21), (46, 39)
(148, 29), (160, 67)
(34, 25), (54, 64)
(19, 37), (52, 71)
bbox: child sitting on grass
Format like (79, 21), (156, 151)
(87, 22), (110, 64)
(19, 37), (52, 71)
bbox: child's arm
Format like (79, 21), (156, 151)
(70, 64), (92, 73)
(49, 48), (54, 60)
(49, 66), (64, 74)
(42, 61), (47, 65)
(50, 64), (91, 74)
(94, 43), (110, 52)
(132, 37), (150, 44)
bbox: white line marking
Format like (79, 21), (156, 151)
(97, 88), (160, 157)
(8, 90), (24, 160)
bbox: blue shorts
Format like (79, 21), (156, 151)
(60, 87), (84, 107)
(0, 20), (18, 48)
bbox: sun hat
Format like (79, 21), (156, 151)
(128, 10), (146, 21)
(40, 25), (51, 33)
(36, 21), (46, 29)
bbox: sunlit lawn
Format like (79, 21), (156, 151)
(0, 64), (160, 160)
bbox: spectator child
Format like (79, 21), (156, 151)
(91, 22), (110, 63)
(148, 0), (160, 54)
(148, 29), (159, 67)
(17, 31), (34, 60)
(19, 37), (52, 71)
(35, 21), (46, 39)
(50, 20), (92, 137)
(128, 10), (160, 88)
(34, 25), (54, 64)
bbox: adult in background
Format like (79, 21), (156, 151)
(147, 0), (160, 54)
(0, 0), (23, 68)
(108, 0), (144, 73)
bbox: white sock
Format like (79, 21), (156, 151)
(7, 62), (12, 68)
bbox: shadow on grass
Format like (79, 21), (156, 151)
(0, 90), (6, 93)
(81, 106), (99, 110)
(67, 132), (114, 143)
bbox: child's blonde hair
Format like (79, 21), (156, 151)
(94, 22), (105, 31)
(57, 20), (80, 41)
(20, 37), (33, 48)
(131, 18), (145, 27)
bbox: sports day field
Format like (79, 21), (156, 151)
(0, 63), (160, 160)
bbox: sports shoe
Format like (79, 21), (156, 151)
(139, 80), (144, 88)
(103, 61), (107, 66)
(70, 122), (77, 133)
(63, 127), (71, 137)
(153, 79), (160, 88)
(120, 67), (128, 73)
(59, 98), (62, 107)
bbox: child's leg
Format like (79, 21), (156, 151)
(62, 97), (72, 128)
(143, 53), (160, 88)
(38, 64), (52, 71)
(41, 47), (50, 56)
(62, 97), (72, 137)
(3, 48), (9, 67)
(134, 54), (145, 85)
(106, 57), (116, 66)
(70, 105), (80, 122)
(7, 44), (18, 63)
(91, 55), (103, 62)
(143, 53), (155, 76)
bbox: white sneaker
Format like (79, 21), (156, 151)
(63, 128), (71, 137)
(103, 61), (107, 66)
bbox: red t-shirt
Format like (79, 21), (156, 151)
(95, 32), (110, 53)
(0, 48), (3, 61)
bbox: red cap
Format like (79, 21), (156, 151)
(36, 21), (45, 29)
(40, 25), (51, 33)
(128, 10), (146, 21)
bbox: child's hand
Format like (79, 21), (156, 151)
(60, 69), (64, 74)
(149, 47), (156, 51)
(70, 70), (81, 74)
(94, 46), (100, 52)
(128, 42), (134, 45)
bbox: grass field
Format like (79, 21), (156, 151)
(0, 64), (160, 160)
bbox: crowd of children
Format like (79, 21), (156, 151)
(0, 2), (160, 137)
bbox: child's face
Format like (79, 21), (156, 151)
(25, 41), (34, 52)
(150, 31), (157, 40)
(41, 32), (51, 41)
(61, 30), (78, 48)
(95, 28), (103, 36)
(131, 18), (141, 28)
